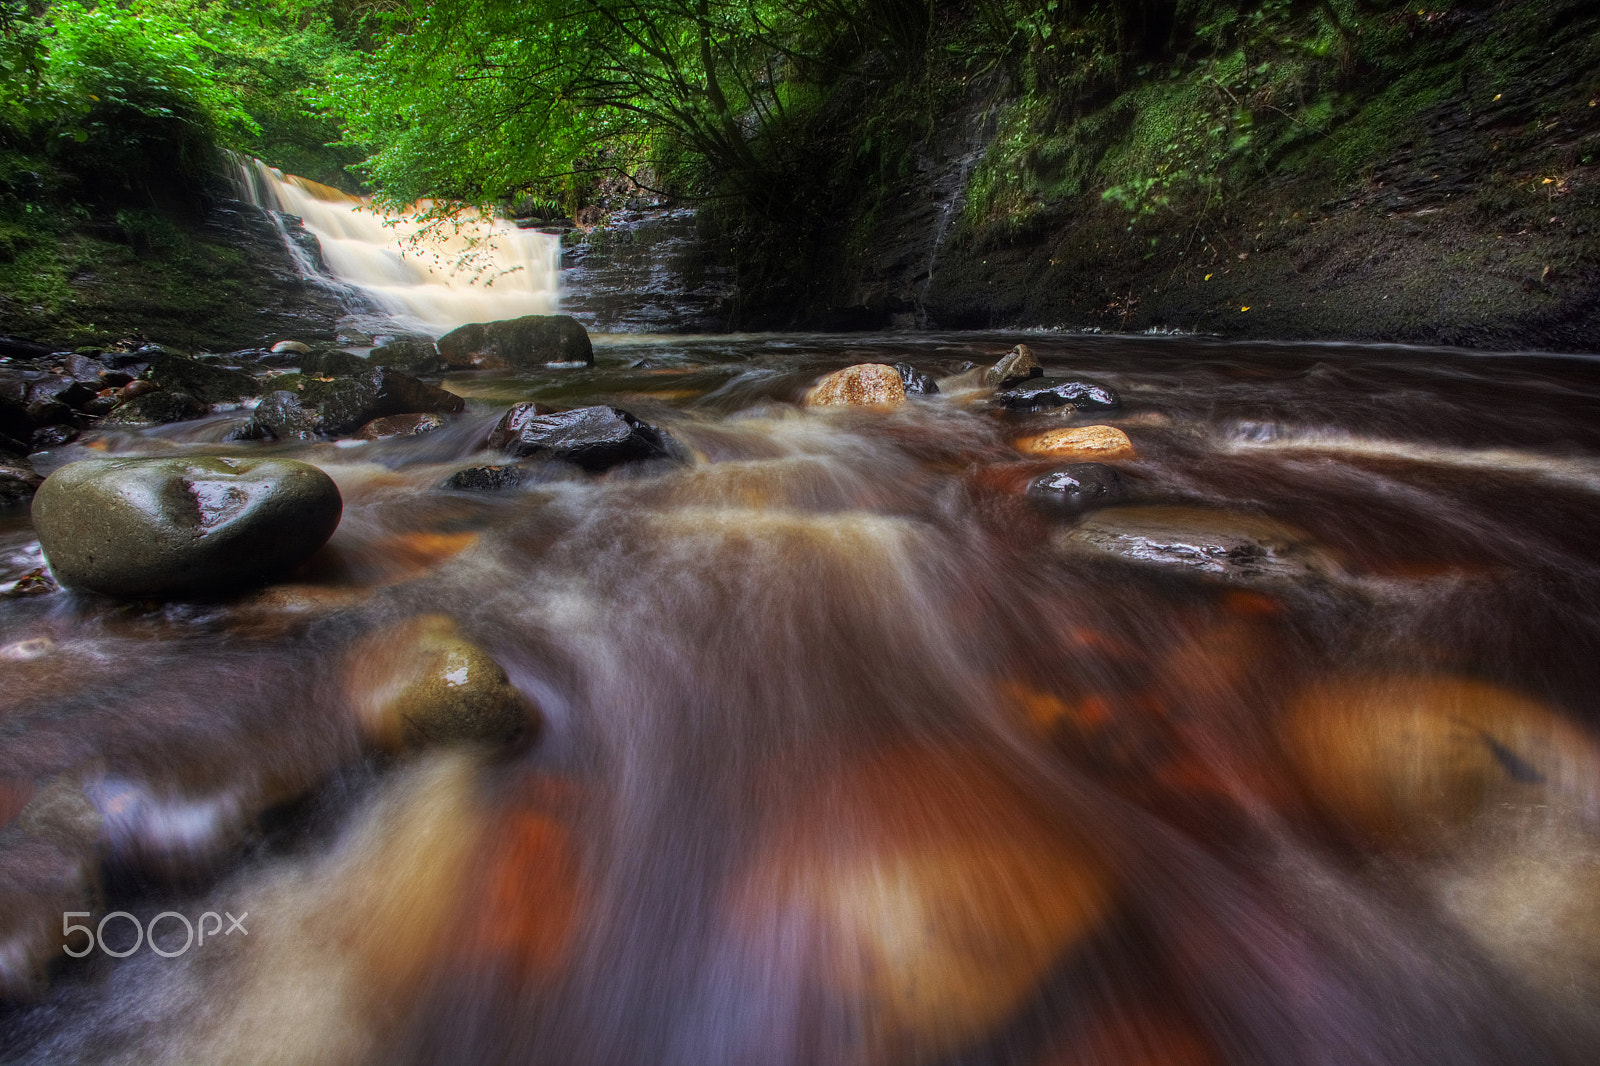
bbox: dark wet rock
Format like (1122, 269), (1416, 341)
(348, 614), (538, 751)
(1054, 505), (1342, 586)
(437, 314), (593, 369)
(300, 348), (368, 377)
(0, 460), (41, 506)
(893, 362), (940, 397)
(984, 343), (1043, 389)
(27, 375), (98, 412)
(999, 377), (1121, 412)
(443, 464), (526, 491)
(147, 353), (258, 404)
(487, 403), (671, 471)
(355, 412), (445, 440)
(369, 337), (443, 376)
(79, 393), (118, 417)
(317, 367), (465, 436)
(251, 348), (300, 368)
(24, 399), (73, 428)
(32, 455), (342, 598)
(102, 350), (149, 370)
(1026, 464), (1130, 513)
(249, 390), (319, 441)
(62, 353), (108, 382)
(98, 368), (133, 388)
(0, 336), (51, 362)
(30, 424), (79, 450)
(0, 385), (31, 443)
(258, 372), (333, 404)
(101, 389), (208, 425)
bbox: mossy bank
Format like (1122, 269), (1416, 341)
(712, 0), (1600, 351)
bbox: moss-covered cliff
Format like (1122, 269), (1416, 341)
(716, 0), (1600, 350)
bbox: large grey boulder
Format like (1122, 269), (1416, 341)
(437, 314), (593, 369)
(32, 456), (342, 597)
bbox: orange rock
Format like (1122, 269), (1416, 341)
(1280, 675), (1600, 846)
(732, 745), (1116, 1064)
(804, 363), (907, 408)
(1015, 425), (1135, 461)
(454, 777), (583, 986)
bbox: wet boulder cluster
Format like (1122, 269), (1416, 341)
(797, 344), (1362, 598)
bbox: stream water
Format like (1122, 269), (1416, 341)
(3, 330), (1600, 1064)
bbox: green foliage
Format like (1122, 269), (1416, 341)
(323, 0), (944, 218)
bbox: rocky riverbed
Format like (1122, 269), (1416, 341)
(2, 326), (1600, 1064)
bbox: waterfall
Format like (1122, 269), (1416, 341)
(230, 156), (561, 337)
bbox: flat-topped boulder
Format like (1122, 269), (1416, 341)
(437, 314), (593, 369)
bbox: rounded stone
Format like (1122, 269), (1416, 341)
(804, 363), (907, 408)
(1026, 463), (1129, 512)
(348, 614), (538, 751)
(32, 456), (342, 598)
(1015, 425), (1136, 461)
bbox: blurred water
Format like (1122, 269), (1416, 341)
(3, 332), (1600, 1064)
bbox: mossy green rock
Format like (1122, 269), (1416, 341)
(348, 614), (537, 751)
(436, 314), (593, 369)
(32, 456), (342, 597)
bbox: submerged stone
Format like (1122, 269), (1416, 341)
(1055, 505), (1339, 585)
(733, 745), (1115, 1065)
(804, 363), (907, 408)
(437, 314), (593, 369)
(32, 456), (342, 597)
(1280, 675), (1600, 848)
(348, 614), (538, 751)
(1025, 463), (1129, 513)
(487, 403), (671, 471)
(443, 464), (526, 491)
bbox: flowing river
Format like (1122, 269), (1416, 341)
(3, 328), (1600, 1064)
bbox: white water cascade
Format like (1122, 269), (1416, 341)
(231, 156), (561, 336)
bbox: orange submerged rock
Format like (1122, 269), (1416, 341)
(1280, 674), (1600, 847)
(732, 745), (1116, 1064)
(1015, 425), (1135, 461)
(804, 363), (907, 408)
